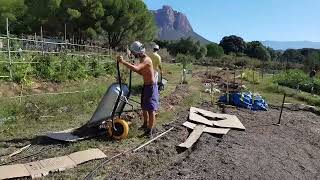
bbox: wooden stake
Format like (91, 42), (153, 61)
(133, 127), (174, 152)
(9, 144), (31, 157)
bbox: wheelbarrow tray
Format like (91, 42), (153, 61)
(46, 83), (130, 142)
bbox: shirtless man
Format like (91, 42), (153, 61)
(117, 41), (159, 138)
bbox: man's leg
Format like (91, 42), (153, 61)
(146, 111), (157, 138)
(140, 110), (148, 129)
(148, 111), (156, 129)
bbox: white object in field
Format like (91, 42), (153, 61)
(204, 88), (220, 94)
(203, 83), (220, 94)
(0, 40), (3, 49)
(181, 69), (187, 83)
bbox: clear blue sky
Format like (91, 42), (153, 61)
(145, 0), (320, 43)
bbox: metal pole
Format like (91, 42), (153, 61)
(6, 18), (12, 79)
(34, 32), (37, 48)
(253, 69), (255, 93)
(64, 24), (67, 42)
(277, 93), (286, 125)
(40, 26), (44, 55)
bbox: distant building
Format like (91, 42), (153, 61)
(0, 40), (3, 49)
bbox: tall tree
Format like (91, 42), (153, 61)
(101, 0), (157, 49)
(281, 49), (304, 63)
(246, 41), (271, 61)
(206, 43), (224, 59)
(219, 35), (246, 54)
(167, 37), (206, 60)
(0, 0), (26, 34)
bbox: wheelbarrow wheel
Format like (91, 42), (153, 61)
(108, 119), (129, 140)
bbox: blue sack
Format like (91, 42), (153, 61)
(219, 92), (268, 111)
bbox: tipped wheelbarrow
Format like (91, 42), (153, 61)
(46, 61), (139, 142)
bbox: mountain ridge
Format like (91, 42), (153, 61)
(261, 40), (320, 50)
(151, 5), (210, 44)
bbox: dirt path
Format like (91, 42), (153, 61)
(104, 105), (320, 180)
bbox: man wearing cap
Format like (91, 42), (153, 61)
(149, 44), (163, 90)
(117, 41), (159, 138)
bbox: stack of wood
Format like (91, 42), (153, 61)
(178, 107), (246, 149)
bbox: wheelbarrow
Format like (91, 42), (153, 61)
(46, 60), (138, 142)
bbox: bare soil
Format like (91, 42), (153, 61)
(2, 80), (320, 179)
(105, 105), (320, 180)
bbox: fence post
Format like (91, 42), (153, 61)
(64, 23), (67, 51)
(40, 26), (44, 55)
(6, 18), (12, 79)
(34, 32), (37, 48)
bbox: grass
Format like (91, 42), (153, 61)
(1, 63), (318, 179)
(244, 73), (320, 107)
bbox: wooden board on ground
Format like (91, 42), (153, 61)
(212, 115), (245, 130)
(189, 110), (214, 126)
(178, 125), (206, 149)
(190, 107), (227, 119)
(25, 156), (76, 178)
(183, 121), (230, 135)
(0, 164), (30, 180)
(190, 107), (245, 130)
(0, 148), (106, 179)
(68, 148), (107, 165)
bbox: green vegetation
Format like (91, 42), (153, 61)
(246, 73), (320, 107)
(241, 69), (261, 84)
(166, 37), (207, 59)
(245, 41), (271, 61)
(0, 0), (157, 48)
(219, 35), (247, 54)
(273, 69), (320, 95)
(206, 43), (224, 59)
(176, 54), (194, 69)
(0, 54), (116, 83)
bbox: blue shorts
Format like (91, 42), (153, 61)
(141, 84), (159, 111)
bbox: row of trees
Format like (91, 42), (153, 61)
(156, 35), (320, 71)
(0, 0), (157, 48)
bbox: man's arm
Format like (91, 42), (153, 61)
(117, 56), (147, 74)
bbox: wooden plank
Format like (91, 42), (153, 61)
(24, 156), (76, 179)
(189, 111), (214, 126)
(190, 107), (227, 119)
(205, 127), (230, 134)
(212, 115), (245, 130)
(0, 164), (30, 179)
(190, 107), (245, 130)
(178, 125), (206, 149)
(183, 121), (230, 135)
(182, 121), (197, 129)
(68, 149), (107, 165)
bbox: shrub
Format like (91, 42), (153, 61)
(241, 69), (260, 84)
(273, 69), (320, 94)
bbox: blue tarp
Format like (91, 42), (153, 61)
(219, 92), (268, 111)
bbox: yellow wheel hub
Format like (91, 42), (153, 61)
(107, 118), (129, 140)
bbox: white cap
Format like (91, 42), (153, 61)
(130, 41), (145, 54)
(154, 44), (160, 50)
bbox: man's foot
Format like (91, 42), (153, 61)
(145, 128), (157, 139)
